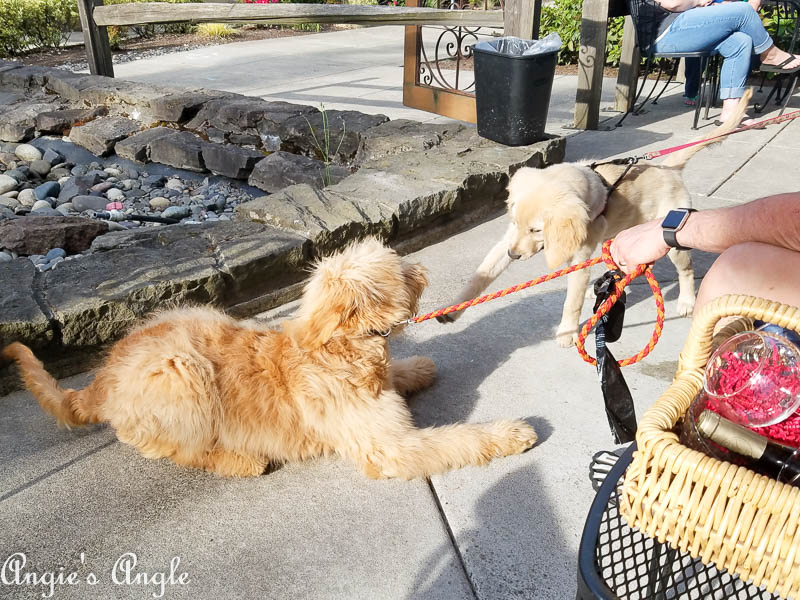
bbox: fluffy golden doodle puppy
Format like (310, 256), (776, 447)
(3, 239), (537, 479)
(439, 91), (753, 347)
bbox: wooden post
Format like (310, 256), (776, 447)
(573, 0), (610, 129)
(503, 0), (542, 39)
(614, 16), (639, 112)
(76, 0), (114, 77)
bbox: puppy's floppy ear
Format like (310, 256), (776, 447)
(543, 198), (590, 269)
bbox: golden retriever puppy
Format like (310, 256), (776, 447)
(3, 239), (537, 479)
(439, 91), (752, 347)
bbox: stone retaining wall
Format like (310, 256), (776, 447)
(0, 60), (565, 394)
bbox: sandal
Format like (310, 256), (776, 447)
(684, 96), (698, 106)
(761, 55), (800, 73)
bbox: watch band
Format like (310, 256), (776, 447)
(662, 208), (696, 251)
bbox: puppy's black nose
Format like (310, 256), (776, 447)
(507, 249), (521, 260)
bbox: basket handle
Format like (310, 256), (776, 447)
(677, 294), (800, 374)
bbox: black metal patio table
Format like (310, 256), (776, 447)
(576, 443), (785, 600)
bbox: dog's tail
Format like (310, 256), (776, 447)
(661, 88), (753, 169)
(2, 342), (103, 428)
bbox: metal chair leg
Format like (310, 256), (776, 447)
(635, 60), (667, 114)
(651, 59), (677, 105)
(617, 55), (653, 127)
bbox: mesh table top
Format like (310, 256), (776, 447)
(579, 444), (784, 600)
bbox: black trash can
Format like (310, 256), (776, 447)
(472, 38), (558, 146)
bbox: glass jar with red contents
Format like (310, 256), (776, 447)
(680, 328), (800, 458)
(704, 330), (800, 427)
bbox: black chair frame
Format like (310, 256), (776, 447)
(754, 0), (800, 115)
(619, 0), (720, 129)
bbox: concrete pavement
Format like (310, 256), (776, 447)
(3, 25), (800, 599)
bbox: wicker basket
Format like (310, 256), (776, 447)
(620, 295), (800, 600)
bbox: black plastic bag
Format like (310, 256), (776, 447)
(593, 271), (637, 444)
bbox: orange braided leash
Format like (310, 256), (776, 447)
(410, 240), (666, 367)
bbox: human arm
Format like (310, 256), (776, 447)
(609, 192), (800, 273)
(654, 0), (713, 11)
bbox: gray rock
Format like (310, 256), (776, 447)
(90, 181), (115, 194)
(114, 127), (174, 163)
(72, 195), (110, 212)
(202, 144), (263, 179)
(0, 174), (17, 195)
(14, 143), (42, 161)
(185, 97), (317, 142)
(106, 188), (125, 202)
(125, 189), (147, 200)
(56, 203), (73, 215)
(5, 168), (26, 181)
(148, 131), (208, 172)
(149, 196), (170, 211)
(165, 178), (183, 191)
(279, 110), (389, 163)
(17, 188), (35, 207)
(31, 200), (52, 211)
(355, 119), (465, 165)
(42, 148), (64, 165)
(143, 174), (166, 188)
(0, 216), (108, 254)
(35, 107), (108, 135)
(162, 205), (190, 220)
(50, 167), (72, 179)
(57, 174), (101, 204)
(0, 196), (20, 210)
(0, 250), (12, 262)
(237, 183), (384, 251)
(30, 206), (62, 217)
(70, 165), (87, 176)
(146, 91), (223, 123)
(29, 159), (51, 177)
(103, 167), (122, 177)
(0, 206), (15, 220)
(34, 181), (60, 200)
(248, 151), (348, 194)
(0, 259), (53, 365)
(0, 103), (54, 142)
(69, 117), (141, 156)
(0, 152), (16, 166)
(45, 235), (226, 348)
(45, 247), (66, 261)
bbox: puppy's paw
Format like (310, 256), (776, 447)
(405, 355), (437, 392)
(391, 355), (436, 395)
(436, 309), (462, 324)
(676, 296), (695, 318)
(555, 329), (579, 348)
(489, 420), (538, 456)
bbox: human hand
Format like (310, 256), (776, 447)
(608, 219), (670, 274)
(748, 0), (761, 10)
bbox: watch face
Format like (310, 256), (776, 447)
(662, 210), (689, 230)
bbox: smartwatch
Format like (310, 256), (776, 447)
(661, 208), (696, 251)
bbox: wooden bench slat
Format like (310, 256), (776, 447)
(93, 3), (505, 28)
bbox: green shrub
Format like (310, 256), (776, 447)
(197, 22), (238, 38)
(102, 0), (200, 46)
(0, 0), (79, 57)
(540, 0), (625, 66)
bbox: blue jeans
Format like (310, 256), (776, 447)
(654, 2), (773, 100)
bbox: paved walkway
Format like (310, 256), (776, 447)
(3, 25), (800, 600)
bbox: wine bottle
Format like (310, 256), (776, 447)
(696, 410), (800, 486)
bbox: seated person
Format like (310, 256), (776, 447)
(609, 192), (800, 311)
(649, 0), (800, 124)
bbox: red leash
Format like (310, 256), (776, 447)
(640, 108), (800, 161)
(410, 241), (664, 368)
